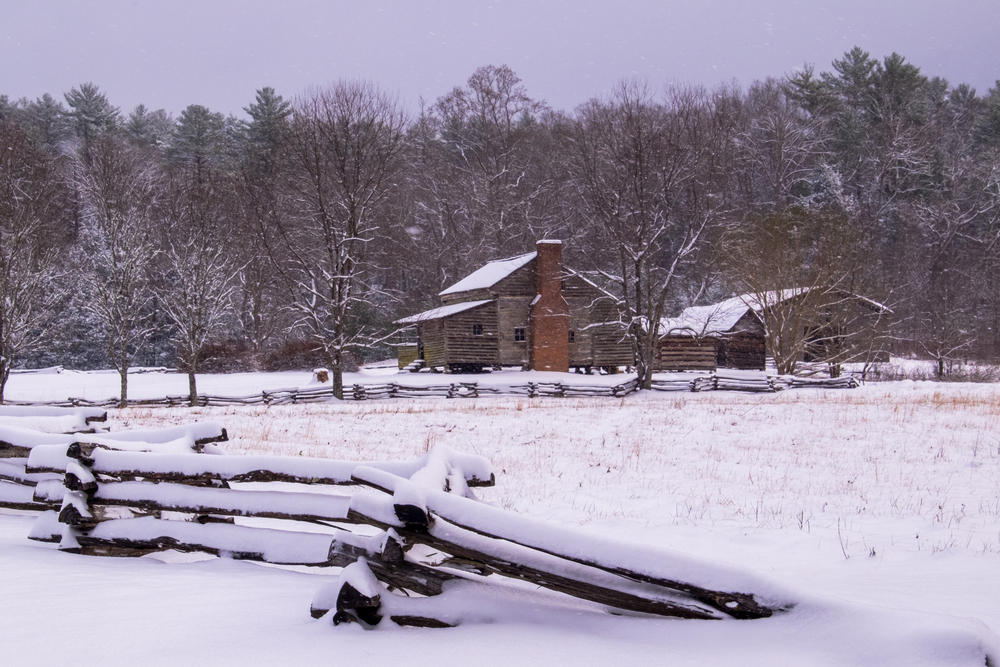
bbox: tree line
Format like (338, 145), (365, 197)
(1, 47), (999, 402)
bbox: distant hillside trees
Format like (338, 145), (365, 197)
(0, 48), (998, 394)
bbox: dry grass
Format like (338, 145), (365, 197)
(112, 383), (1000, 558)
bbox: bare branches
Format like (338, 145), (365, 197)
(0, 121), (66, 402)
(571, 80), (735, 387)
(75, 135), (159, 406)
(274, 80), (407, 397)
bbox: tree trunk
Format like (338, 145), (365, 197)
(118, 349), (129, 409)
(0, 361), (8, 405)
(188, 361), (198, 407)
(635, 328), (655, 390)
(332, 349), (344, 400)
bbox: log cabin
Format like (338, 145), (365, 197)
(656, 289), (890, 372)
(396, 241), (633, 373)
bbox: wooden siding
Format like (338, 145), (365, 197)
(655, 337), (718, 371)
(498, 295), (530, 366)
(717, 333), (766, 370)
(564, 274), (596, 367)
(442, 301), (499, 367)
(420, 319), (447, 369)
(490, 260), (538, 298)
(440, 288), (492, 305)
(396, 344), (419, 370)
(443, 262), (536, 367)
(731, 310), (765, 335)
(588, 293), (633, 367)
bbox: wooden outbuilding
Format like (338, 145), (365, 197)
(396, 241), (633, 373)
(656, 289), (889, 372)
(656, 297), (767, 371)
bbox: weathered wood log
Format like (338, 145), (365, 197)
(64, 471), (98, 494)
(393, 502), (432, 531)
(32, 479), (65, 505)
(64, 513), (458, 602)
(58, 502), (97, 529)
(328, 532), (457, 600)
(91, 481), (357, 525)
(0, 459), (60, 487)
(443, 513), (771, 620)
(346, 499), (720, 620)
(28, 510), (62, 542)
(353, 469), (782, 620)
(0, 500), (54, 511)
(0, 444), (32, 459)
(64, 448), (495, 489)
(68, 518), (337, 563)
(0, 405), (107, 425)
(0, 479), (53, 511)
(335, 581), (382, 626)
(389, 615), (456, 629)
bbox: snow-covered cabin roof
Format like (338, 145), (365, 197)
(660, 296), (758, 337)
(395, 299), (492, 324)
(659, 287), (888, 338)
(439, 252), (536, 296)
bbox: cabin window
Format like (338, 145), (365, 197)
(472, 324), (483, 336)
(514, 327), (526, 342)
(568, 330), (575, 343)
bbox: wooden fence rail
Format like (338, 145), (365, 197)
(2, 411), (791, 628)
(1, 371), (858, 410)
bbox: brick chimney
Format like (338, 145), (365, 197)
(529, 240), (570, 372)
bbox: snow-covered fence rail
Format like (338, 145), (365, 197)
(692, 374), (776, 393)
(0, 405), (108, 428)
(0, 419), (229, 515)
(772, 375), (860, 390)
(0, 459), (59, 511)
(4, 379), (643, 408)
(0, 407), (110, 512)
(649, 377), (699, 392)
(3, 371), (861, 411)
(13, 418), (790, 627)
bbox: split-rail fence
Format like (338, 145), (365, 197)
(0, 408), (792, 628)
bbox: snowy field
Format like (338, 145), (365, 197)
(2, 372), (1000, 665)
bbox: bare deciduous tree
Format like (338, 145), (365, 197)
(273, 80), (407, 398)
(77, 135), (159, 406)
(572, 80), (736, 388)
(431, 65), (551, 262)
(157, 172), (238, 405)
(723, 207), (888, 376)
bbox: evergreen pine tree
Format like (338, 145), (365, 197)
(975, 82), (1000, 148)
(125, 104), (175, 150)
(168, 104), (227, 181)
(63, 83), (120, 163)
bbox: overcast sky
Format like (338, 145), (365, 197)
(3, 0), (998, 119)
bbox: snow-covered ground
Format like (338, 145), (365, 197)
(2, 373), (999, 665)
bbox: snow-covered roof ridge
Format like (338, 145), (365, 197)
(439, 252), (536, 296)
(395, 299), (492, 324)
